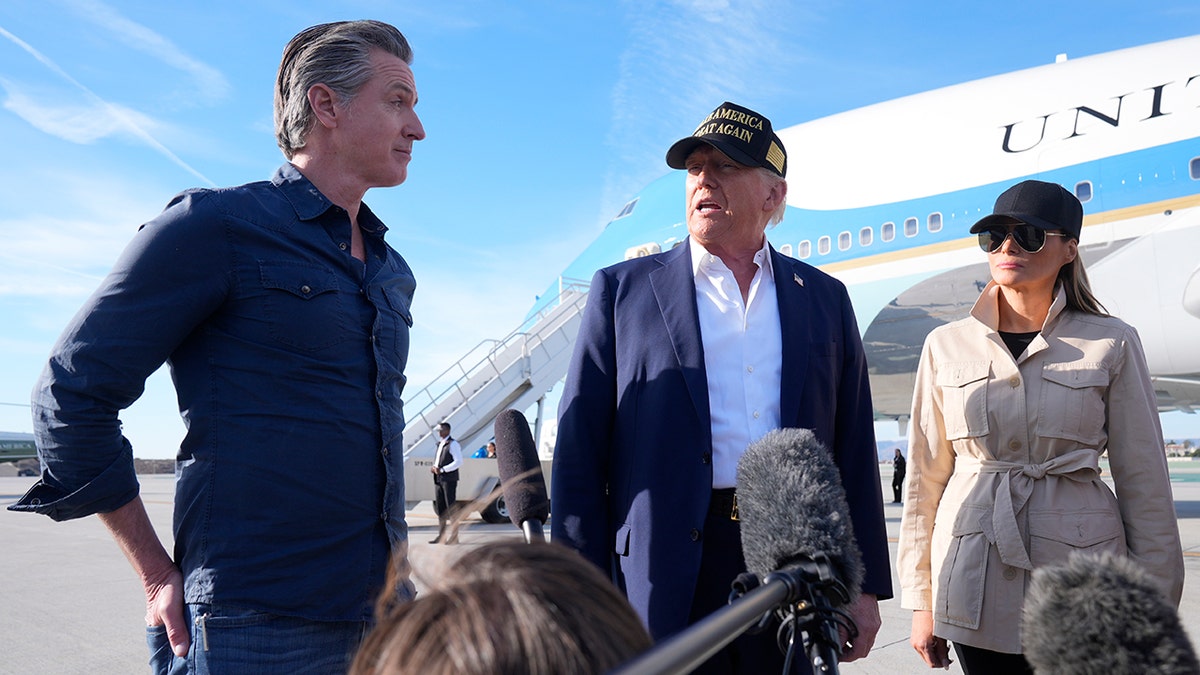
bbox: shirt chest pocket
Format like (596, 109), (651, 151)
(259, 262), (348, 351)
(1036, 363), (1108, 445)
(936, 361), (991, 440)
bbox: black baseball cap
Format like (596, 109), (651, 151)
(970, 180), (1083, 239)
(665, 102), (787, 178)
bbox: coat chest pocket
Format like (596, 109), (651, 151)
(1036, 363), (1108, 444)
(935, 361), (991, 440)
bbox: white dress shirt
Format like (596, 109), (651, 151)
(690, 237), (783, 489)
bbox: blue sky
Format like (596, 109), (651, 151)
(3, 0), (1200, 459)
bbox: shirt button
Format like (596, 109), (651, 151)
(369, 334), (376, 343)
(376, 390), (383, 399)
(1009, 376), (1020, 387)
(752, 411), (760, 419)
(746, 366), (754, 373)
(690, 528), (701, 542)
(1009, 439), (1022, 450)
(1003, 567), (1017, 580)
(382, 446), (390, 457)
(339, 242), (348, 251)
(300, 285), (311, 295)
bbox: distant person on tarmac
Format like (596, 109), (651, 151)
(430, 421), (463, 544)
(891, 448), (906, 504)
(9, 20), (425, 673)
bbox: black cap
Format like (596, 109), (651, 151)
(970, 180), (1082, 239)
(666, 102), (787, 177)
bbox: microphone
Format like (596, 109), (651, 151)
(1022, 552), (1199, 675)
(738, 428), (865, 596)
(614, 428), (863, 675)
(493, 409), (550, 543)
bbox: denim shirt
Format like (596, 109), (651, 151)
(11, 164), (416, 621)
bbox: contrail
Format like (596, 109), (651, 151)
(0, 23), (215, 187)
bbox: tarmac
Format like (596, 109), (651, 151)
(2, 463), (1199, 674)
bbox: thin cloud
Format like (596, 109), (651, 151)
(0, 23), (215, 186)
(602, 0), (808, 220)
(63, 0), (230, 101)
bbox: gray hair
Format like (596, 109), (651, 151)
(275, 20), (413, 159)
(758, 167), (787, 226)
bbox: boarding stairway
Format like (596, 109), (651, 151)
(401, 277), (590, 463)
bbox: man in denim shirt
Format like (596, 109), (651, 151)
(9, 20), (425, 673)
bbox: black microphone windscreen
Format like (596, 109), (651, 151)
(736, 428), (864, 600)
(493, 409), (550, 527)
(1023, 552), (1199, 675)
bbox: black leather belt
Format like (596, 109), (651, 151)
(709, 488), (739, 521)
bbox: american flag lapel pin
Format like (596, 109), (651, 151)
(794, 273), (804, 287)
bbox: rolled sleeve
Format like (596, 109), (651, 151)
(9, 190), (229, 521)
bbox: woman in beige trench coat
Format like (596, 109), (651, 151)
(897, 180), (1184, 674)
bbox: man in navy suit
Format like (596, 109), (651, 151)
(551, 102), (891, 673)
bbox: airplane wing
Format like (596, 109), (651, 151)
(1153, 376), (1200, 415)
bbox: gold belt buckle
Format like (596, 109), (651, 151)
(730, 493), (739, 522)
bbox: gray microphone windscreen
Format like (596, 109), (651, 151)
(736, 428), (864, 601)
(493, 409), (550, 527)
(1023, 551), (1198, 674)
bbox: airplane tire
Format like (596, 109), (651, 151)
(480, 494), (509, 524)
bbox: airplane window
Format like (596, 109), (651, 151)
(1075, 181), (1093, 203)
(779, 243), (793, 257)
(881, 222), (895, 242)
(1190, 157), (1200, 180)
(904, 217), (918, 237)
(616, 198), (639, 219)
(798, 240), (812, 259)
(838, 231), (851, 251)
(818, 236), (831, 255)
(928, 213), (943, 233)
(859, 226), (873, 246)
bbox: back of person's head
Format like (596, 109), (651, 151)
(351, 542), (652, 675)
(275, 20), (413, 159)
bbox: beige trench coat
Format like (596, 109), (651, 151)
(897, 282), (1184, 653)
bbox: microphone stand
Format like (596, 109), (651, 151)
(520, 519), (545, 544)
(612, 555), (851, 675)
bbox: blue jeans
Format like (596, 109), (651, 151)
(147, 604), (369, 674)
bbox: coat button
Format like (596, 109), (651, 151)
(1009, 439), (1022, 450)
(701, 452), (711, 464)
(1003, 567), (1017, 580)
(690, 528), (701, 542)
(300, 285), (311, 295)
(1009, 376), (1020, 387)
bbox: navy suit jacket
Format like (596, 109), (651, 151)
(550, 240), (892, 640)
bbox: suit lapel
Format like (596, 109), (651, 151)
(650, 243), (711, 431)
(773, 248), (811, 428)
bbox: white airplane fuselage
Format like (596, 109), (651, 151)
(533, 34), (1200, 421)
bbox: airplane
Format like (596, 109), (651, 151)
(528, 32), (1200, 432)
(0, 431), (37, 465)
(402, 34), (1200, 510)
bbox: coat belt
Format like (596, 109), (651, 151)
(956, 449), (1100, 570)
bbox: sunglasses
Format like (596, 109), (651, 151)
(977, 224), (1068, 254)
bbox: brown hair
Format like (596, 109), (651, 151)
(351, 542), (652, 674)
(1057, 253), (1107, 316)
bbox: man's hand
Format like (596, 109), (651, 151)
(144, 564), (190, 657)
(98, 497), (191, 657)
(839, 593), (880, 662)
(910, 609), (953, 669)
